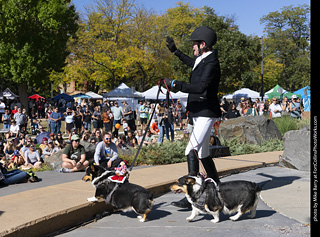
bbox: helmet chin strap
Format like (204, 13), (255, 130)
(196, 41), (207, 56)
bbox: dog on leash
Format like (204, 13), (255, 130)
(170, 175), (261, 223)
(83, 164), (154, 222)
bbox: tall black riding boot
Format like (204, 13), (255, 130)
(187, 150), (199, 176)
(171, 150), (199, 209)
(201, 156), (220, 184)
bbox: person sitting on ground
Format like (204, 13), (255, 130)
(4, 138), (15, 159)
(94, 133), (122, 169)
(60, 134), (88, 173)
(117, 134), (129, 150)
(136, 129), (144, 145)
(0, 162), (30, 186)
(23, 143), (42, 169)
(143, 130), (156, 146)
(8, 150), (24, 169)
(9, 120), (19, 138)
(43, 139), (60, 159)
(39, 137), (49, 156)
(150, 119), (159, 135)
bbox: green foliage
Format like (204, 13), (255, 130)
(272, 116), (310, 136)
(119, 140), (188, 166)
(0, 0), (79, 96)
(221, 138), (283, 156)
(260, 4), (310, 91)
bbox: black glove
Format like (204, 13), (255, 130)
(164, 78), (174, 88)
(166, 36), (177, 53)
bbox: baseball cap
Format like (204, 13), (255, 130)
(71, 134), (80, 141)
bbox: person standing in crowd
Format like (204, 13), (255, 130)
(139, 101), (149, 130)
(111, 102), (122, 137)
(289, 95), (301, 119)
(157, 101), (165, 143)
(49, 107), (62, 134)
(281, 96), (290, 116)
(256, 98), (265, 116)
(164, 103), (175, 142)
(102, 108), (113, 133)
(135, 101), (143, 128)
(166, 26), (221, 208)
(92, 106), (102, 133)
(0, 99), (5, 124)
(245, 100), (258, 116)
(225, 103), (240, 120)
(122, 101), (135, 132)
(83, 107), (92, 132)
(269, 97), (282, 118)
(74, 106), (83, 134)
(13, 108), (27, 132)
(64, 108), (74, 141)
(2, 109), (11, 129)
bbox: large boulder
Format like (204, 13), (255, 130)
(218, 116), (281, 144)
(279, 126), (310, 171)
(44, 141), (96, 170)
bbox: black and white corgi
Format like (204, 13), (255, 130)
(83, 164), (154, 222)
(170, 175), (261, 223)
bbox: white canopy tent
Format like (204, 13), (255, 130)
(223, 88), (267, 100)
(85, 91), (103, 99)
(141, 85), (180, 100)
(103, 83), (142, 99)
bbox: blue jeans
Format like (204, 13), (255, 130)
(158, 125), (164, 143)
(164, 121), (174, 142)
(84, 121), (91, 131)
(50, 122), (61, 134)
(3, 123), (10, 129)
(1, 169), (29, 185)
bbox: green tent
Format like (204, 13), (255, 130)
(265, 85), (287, 99)
(283, 91), (301, 99)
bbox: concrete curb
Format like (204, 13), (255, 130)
(1, 153), (280, 237)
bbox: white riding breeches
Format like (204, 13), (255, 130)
(185, 117), (219, 159)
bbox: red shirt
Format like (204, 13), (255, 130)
(11, 109), (18, 116)
(151, 122), (159, 133)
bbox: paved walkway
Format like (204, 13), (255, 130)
(0, 151), (310, 236)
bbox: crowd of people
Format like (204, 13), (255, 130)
(0, 96), (186, 182)
(0, 91), (305, 184)
(220, 95), (304, 120)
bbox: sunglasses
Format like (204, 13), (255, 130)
(105, 138), (111, 140)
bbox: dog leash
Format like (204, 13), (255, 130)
(128, 80), (163, 172)
(162, 79), (206, 177)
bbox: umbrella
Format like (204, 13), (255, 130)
(34, 132), (51, 144)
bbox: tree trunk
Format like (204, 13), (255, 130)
(18, 82), (29, 112)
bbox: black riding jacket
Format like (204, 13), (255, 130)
(173, 49), (221, 118)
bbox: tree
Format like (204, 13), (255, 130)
(260, 4), (310, 91)
(0, 0), (79, 106)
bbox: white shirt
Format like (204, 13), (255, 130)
(269, 103), (282, 118)
(10, 124), (20, 134)
(0, 102), (5, 113)
(192, 50), (213, 71)
(65, 114), (74, 123)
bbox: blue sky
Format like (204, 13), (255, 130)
(71, 0), (310, 36)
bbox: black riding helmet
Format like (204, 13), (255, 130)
(190, 26), (217, 49)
